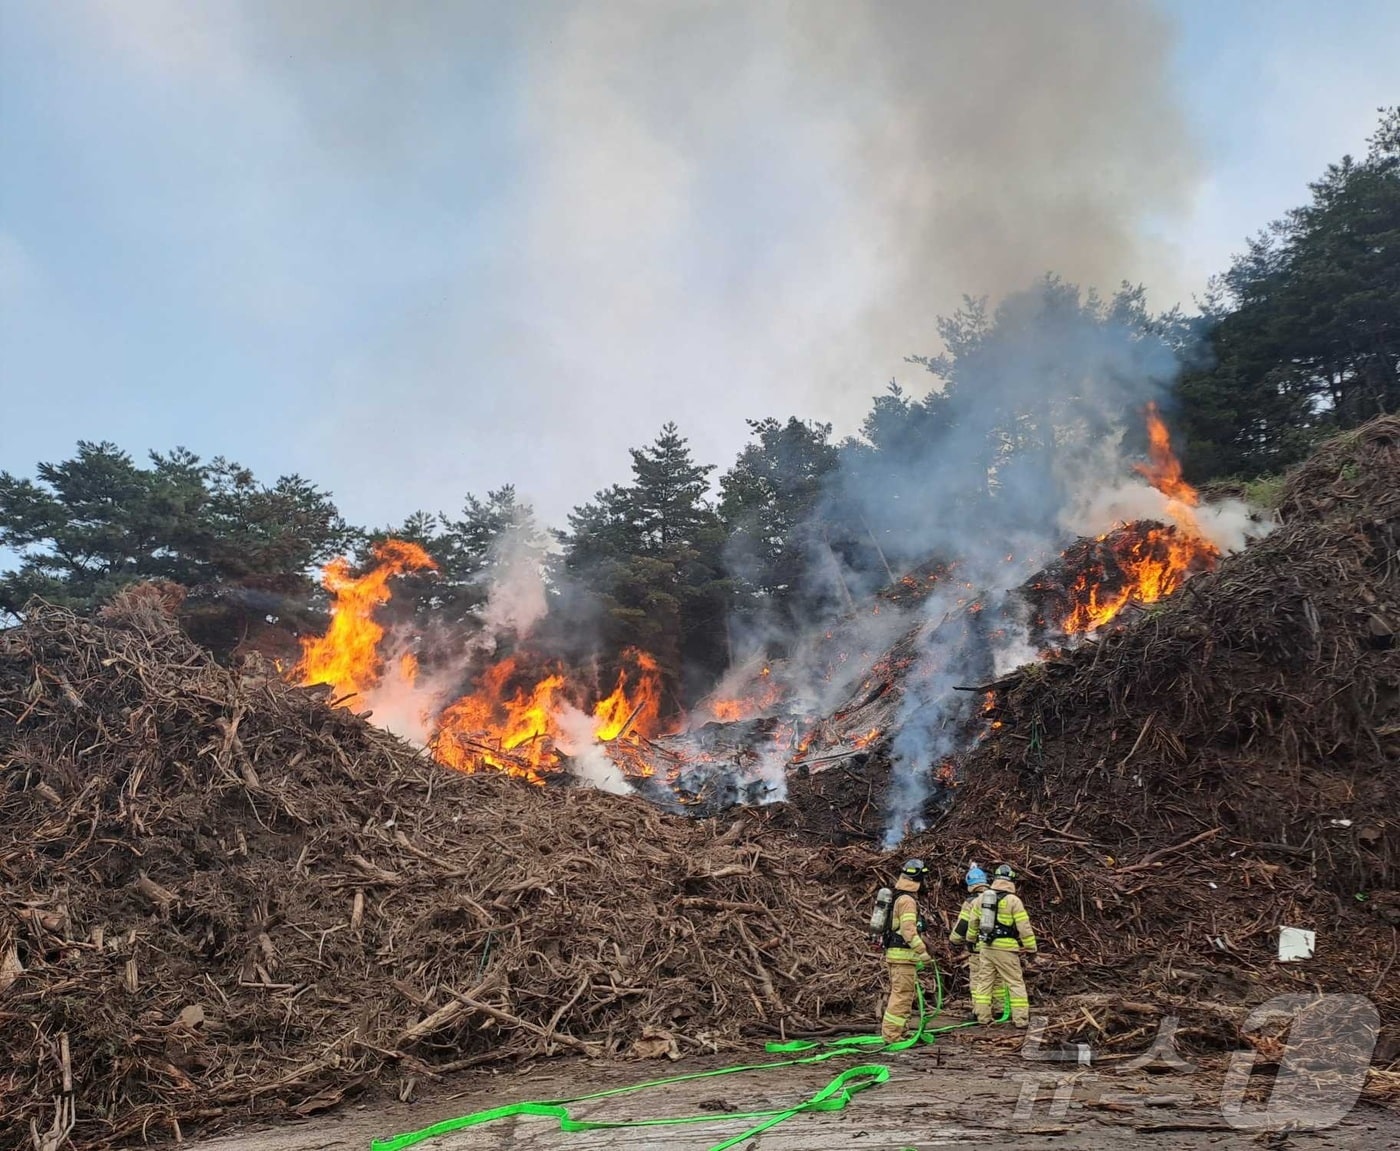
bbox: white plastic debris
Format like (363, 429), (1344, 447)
(1329, 819), (1353, 828)
(1278, 926), (1316, 962)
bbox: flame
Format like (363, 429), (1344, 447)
(294, 540), (671, 785)
(1134, 402), (1199, 509)
(708, 699), (751, 723)
(1062, 526), (1218, 634)
(700, 664), (784, 724)
(293, 539), (436, 702)
(429, 650), (670, 783)
(430, 657), (568, 784)
(1059, 409), (1220, 634)
(592, 648), (665, 741)
(1135, 401), (1219, 551)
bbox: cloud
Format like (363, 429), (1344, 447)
(82, 0), (252, 87)
(56, 1), (1201, 527)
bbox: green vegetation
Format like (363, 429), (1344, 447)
(3, 110), (1395, 702)
(1240, 475), (1286, 511)
(1178, 108), (1399, 479)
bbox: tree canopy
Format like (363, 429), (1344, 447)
(718, 417), (839, 629)
(372, 486), (548, 633)
(1178, 106), (1399, 478)
(0, 443), (351, 617)
(3, 109), (1395, 706)
(557, 423), (730, 703)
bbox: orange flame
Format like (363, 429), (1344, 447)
(1061, 410), (1219, 634)
(430, 657), (568, 784)
(432, 649), (668, 782)
(1134, 402), (1199, 508)
(1060, 528), (1208, 633)
(293, 539), (436, 702)
(593, 648), (664, 741)
(702, 665), (785, 723)
(708, 699), (749, 722)
(294, 541), (671, 785)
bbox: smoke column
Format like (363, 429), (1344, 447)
(80, 1), (1201, 524)
(814, 282), (1228, 846)
(477, 516), (549, 647)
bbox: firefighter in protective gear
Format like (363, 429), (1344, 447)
(967, 864), (1038, 1027)
(948, 864), (1006, 1017)
(880, 858), (933, 1042)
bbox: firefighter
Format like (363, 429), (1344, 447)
(880, 858), (934, 1043)
(948, 863), (1006, 1019)
(967, 864), (1038, 1027)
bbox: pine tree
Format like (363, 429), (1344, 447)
(0, 442), (351, 618)
(718, 417), (838, 629)
(1178, 107), (1400, 479)
(375, 486), (547, 629)
(559, 424), (728, 705)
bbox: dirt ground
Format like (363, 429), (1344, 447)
(189, 1028), (1398, 1151)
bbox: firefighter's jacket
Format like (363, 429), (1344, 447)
(884, 875), (932, 965)
(952, 878), (1038, 952)
(949, 885), (990, 951)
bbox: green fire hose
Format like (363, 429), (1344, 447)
(372, 959), (1009, 1151)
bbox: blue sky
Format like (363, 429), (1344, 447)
(1, 1), (1396, 531)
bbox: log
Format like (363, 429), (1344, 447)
(396, 999), (468, 1045)
(442, 987), (599, 1055)
(132, 872), (177, 911)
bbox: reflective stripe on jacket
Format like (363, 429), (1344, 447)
(884, 877), (930, 964)
(987, 878), (1038, 951)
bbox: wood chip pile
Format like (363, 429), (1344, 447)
(0, 590), (878, 1149)
(918, 416), (1400, 1078)
(5, 416), (1399, 1145)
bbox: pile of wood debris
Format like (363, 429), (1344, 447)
(916, 416), (1400, 1087)
(0, 590), (878, 1148)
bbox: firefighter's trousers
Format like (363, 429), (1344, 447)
(963, 950), (1007, 1015)
(972, 948), (1031, 1026)
(881, 961), (919, 1042)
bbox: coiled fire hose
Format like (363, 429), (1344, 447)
(372, 959), (1010, 1151)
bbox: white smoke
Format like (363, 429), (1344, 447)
(357, 660), (443, 744)
(355, 512), (552, 745)
(554, 704), (633, 795)
(74, 1), (1202, 525)
(1066, 479), (1274, 553)
(68, 1), (1226, 830)
(854, 280), (1278, 847)
(478, 517), (549, 643)
(990, 601), (1043, 679)
(874, 451), (1277, 847)
(748, 738), (789, 805)
(1194, 499), (1275, 552)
